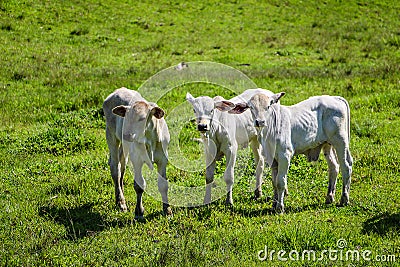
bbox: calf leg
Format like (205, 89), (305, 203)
(331, 138), (353, 206)
(133, 160), (146, 219)
(274, 157), (290, 214)
(323, 144), (339, 204)
(204, 158), (216, 205)
(338, 147), (353, 206)
(204, 140), (218, 205)
(224, 145), (237, 206)
(156, 155), (172, 216)
(106, 129), (127, 211)
(251, 140), (265, 199)
(271, 160), (278, 210)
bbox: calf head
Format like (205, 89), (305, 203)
(186, 92), (235, 133)
(230, 92), (285, 127)
(112, 101), (165, 142)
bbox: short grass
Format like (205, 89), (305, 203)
(1, 0), (399, 266)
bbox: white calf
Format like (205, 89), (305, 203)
(103, 87), (171, 218)
(235, 93), (353, 213)
(186, 89), (274, 205)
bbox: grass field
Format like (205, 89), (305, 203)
(1, 0), (400, 266)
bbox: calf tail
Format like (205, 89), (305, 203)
(337, 97), (351, 144)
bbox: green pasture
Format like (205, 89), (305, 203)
(1, 0), (399, 266)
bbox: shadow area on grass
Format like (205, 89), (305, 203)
(362, 212), (400, 236)
(39, 203), (110, 240)
(38, 202), (170, 240)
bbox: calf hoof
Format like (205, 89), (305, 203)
(254, 189), (263, 200)
(275, 207), (285, 214)
(117, 201), (128, 212)
(272, 200), (277, 210)
(225, 191), (233, 207)
(272, 203), (285, 214)
(203, 193), (212, 205)
(163, 204), (173, 216)
(339, 194), (349, 206)
(225, 199), (234, 210)
(325, 194), (335, 204)
(203, 199), (212, 205)
(135, 205), (145, 219)
(134, 214), (145, 221)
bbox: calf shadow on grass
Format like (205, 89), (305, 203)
(362, 212), (400, 236)
(39, 203), (108, 240)
(39, 203), (167, 241)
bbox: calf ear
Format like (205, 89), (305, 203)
(215, 100), (235, 112)
(228, 103), (249, 114)
(186, 92), (195, 102)
(151, 106), (165, 119)
(112, 105), (129, 117)
(270, 92), (285, 105)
